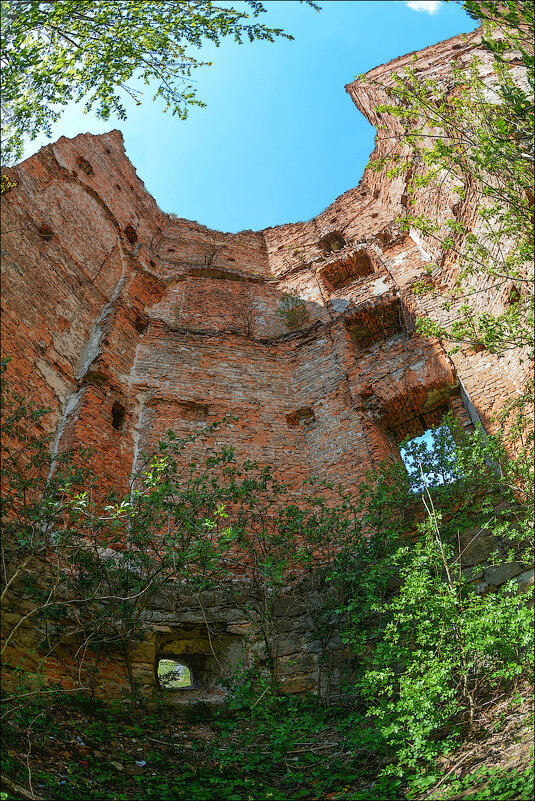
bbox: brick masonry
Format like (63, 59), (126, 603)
(1, 29), (532, 699)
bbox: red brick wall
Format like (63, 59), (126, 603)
(1, 29), (530, 519)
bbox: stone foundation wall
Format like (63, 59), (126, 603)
(1, 572), (350, 703)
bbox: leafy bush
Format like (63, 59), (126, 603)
(275, 293), (310, 330)
(333, 414), (533, 776)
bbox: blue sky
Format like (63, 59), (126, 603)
(21, 1), (478, 233)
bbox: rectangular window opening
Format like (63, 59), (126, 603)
(399, 425), (458, 493)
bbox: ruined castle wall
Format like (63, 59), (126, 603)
(2, 27), (532, 701)
(345, 28), (532, 434)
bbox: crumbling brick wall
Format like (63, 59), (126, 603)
(1, 28), (531, 699)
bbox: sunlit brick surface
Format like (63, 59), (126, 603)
(2, 26), (532, 700)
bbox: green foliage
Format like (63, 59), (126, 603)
(366, 1), (534, 355)
(334, 414), (533, 777)
(436, 759), (534, 800)
(1, 358), (533, 797)
(1, 359), (358, 699)
(0, 0), (319, 164)
(0, 174), (17, 194)
(157, 658), (191, 689)
(275, 293), (310, 330)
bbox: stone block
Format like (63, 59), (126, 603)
(515, 569), (534, 594)
(484, 563), (523, 586)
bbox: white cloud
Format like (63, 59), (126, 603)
(405, 1), (442, 14)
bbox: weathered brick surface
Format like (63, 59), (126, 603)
(2, 28), (532, 698)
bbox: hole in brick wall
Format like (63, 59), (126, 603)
(401, 169), (413, 208)
(178, 401), (209, 419)
(149, 260), (155, 267)
(38, 225), (54, 241)
(116, 184), (122, 191)
(157, 658), (193, 690)
(321, 250), (374, 290)
(105, 149), (112, 154)
(508, 285), (521, 305)
(376, 224), (404, 248)
(124, 225), (138, 245)
(286, 407), (315, 427)
(76, 156), (93, 175)
(134, 314), (149, 334)
(111, 402), (126, 430)
(400, 425), (457, 492)
(319, 231), (346, 254)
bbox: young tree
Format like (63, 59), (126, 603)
(365, 0), (534, 356)
(335, 416), (533, 776)
(0, 0), (319, 164)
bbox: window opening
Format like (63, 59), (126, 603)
(346, 298), (404, 349)
(124, 225), (138, 245)
(157, 658), (193, 690)
(399, 425), (457, 493)
(111, 401), (126, 430)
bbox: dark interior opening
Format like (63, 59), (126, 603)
(322, 250), (374, 290)
(124, 225), (138, 245)
(319, 231), (346, 254)
(38, 225), (54, 241)
(111, 401), (126, 430)
(76, 156), (93, 176)
(346, 298), (406, 350)
(134, 314), (149, 334)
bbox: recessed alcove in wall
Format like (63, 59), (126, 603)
(320, 249), (374, 290)
(319, 231), (346, 254)
(286, 407), (315, 427)
(375, 224), (405, 249)
(154, 624), (245, 698)
(38, 224), (54, 241)
(124, 225), (138, 245)
(134, 313), (149, 334)
(76, 156), (93, 175)
(345, 297), (412, 350)
(111, 401), (126, 430)
(177, 401), (209, 419)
